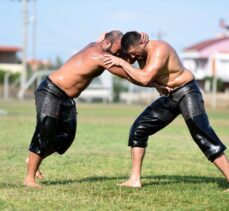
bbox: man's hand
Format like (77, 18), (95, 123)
(140, 32), (149, 45)
(148, 81), (173, 95)
(103, 54), (121, 68)
(156, 86), (173, 96)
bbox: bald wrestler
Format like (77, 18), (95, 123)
(103, 31), (229, 188)
(24, 31), (170, 188)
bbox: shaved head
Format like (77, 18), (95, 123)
(104, 30), (123, 44)
(103, 30), (123, 55)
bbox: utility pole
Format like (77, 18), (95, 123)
(211, 57), (217, 109)
(152, 30), (167, 40)
(32, 0), (37, 60)
(19, 0), (29, 99)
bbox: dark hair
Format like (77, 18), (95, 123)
(104, 30), (123, 44)
(121, 31), (141, 51)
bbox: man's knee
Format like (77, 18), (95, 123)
(128, 122), (148, 148)
(55, 119), (76, 154)
(55, 131), (76, 154)
(29, 116), (57, 157)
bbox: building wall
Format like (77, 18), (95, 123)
(0, 51), (22, 73)
(78, 71), (113, 102)
(0, 52), (19, 63)
(215, 53), (229, 82)
(0, 63), (23, 73)
(182, 57), (211, 80)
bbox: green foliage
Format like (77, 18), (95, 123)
(112, 76), (128, 102)
(205, 76), (224, 92)
(0, 70), (4, 83)
(0, 101), (229, 210)
(0, 70), (20, 84)
(53, 55), (63, 69)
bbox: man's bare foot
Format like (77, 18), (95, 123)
(223, 188), (229, 193)
(26, 158), (45, 180)
(23, 178), (42, 188)
(117, 179), (142, 188)
(35, 170), (45, 180)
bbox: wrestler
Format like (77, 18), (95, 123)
(103, 31), (229, 188)
(24, 31), (170, 188)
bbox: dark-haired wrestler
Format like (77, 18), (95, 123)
(103, 31), (229, 188)
(24, 31), (170, 188)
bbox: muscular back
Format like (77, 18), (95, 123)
(49, 43), (105, 97)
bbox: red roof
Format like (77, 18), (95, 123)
(218, 50), (229, 53)
(184, 36), (229, 51)
(27, 59), (51, 65)
(0, 46), (22, 52)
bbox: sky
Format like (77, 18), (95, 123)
(1, 0), (229, 62)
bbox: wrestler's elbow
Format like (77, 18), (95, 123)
(138, 77), (152, 86)
(140, 67), (159, 85)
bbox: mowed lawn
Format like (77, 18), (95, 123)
(0, 100), (229, 211)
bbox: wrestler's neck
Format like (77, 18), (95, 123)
(144, 41), (152, 53)
(138, 42), (150, 59)
(89, 42), (103, 53)
(100, 41), (109, 52)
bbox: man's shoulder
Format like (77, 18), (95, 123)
(85, 43), (109, 67)
(150, 40), (170, 49)
(84, 42), (97, 52)
(86, 43), (105, 56)
(92, 45), (113, 60)
(147, 41), (168, 56)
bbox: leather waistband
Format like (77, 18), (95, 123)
(37, 77), (70, 99)
(171, 80), (195, 93)
(169, 80), (200, 99)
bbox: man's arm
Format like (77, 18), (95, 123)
(99, 52), (172, 93)
(106, 64), (146, 86)
(100, 52), (143, 86)
(105, 63), (172, 95)
(103, 45), (169, 86)
(106, 65), (172, 95)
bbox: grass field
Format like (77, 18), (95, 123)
(0, 100), (229, 210)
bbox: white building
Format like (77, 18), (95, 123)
(181, 36), (229, 91)
(0, 46), (23, 73)
(78, 71), (113, 103)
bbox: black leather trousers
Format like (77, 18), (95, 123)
(29, 77), (77, 158)
(129, 80), (226, 162)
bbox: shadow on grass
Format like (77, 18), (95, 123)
(41, 176), (125, 186)
(142, 175), (227, 189)
(41, 174), (228, 189)
(0, 183), (22, 189)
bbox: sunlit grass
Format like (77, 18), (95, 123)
(0, 100), (229, 210)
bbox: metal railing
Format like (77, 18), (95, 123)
(17, 70), (53, 99)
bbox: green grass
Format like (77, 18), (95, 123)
(0, 100), (229, 211)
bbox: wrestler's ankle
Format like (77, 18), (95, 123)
(129, 175), (141, 185)
(130, 175), (141, 181)
(24, 175), (35, 182)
